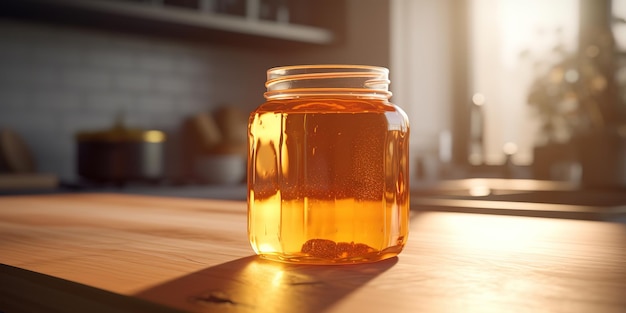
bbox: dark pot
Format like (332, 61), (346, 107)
(76, 127), (166, 183)
(577, 128), (626, 188)
(532, 142), (578, 180)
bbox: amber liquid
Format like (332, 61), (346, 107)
(248, 98), (409, 264)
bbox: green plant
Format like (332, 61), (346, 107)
(524, 27), (625, 146)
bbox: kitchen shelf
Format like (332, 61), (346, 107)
(6, 0), (335, 45)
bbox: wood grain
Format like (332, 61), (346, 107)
(1, 193), (626, 313)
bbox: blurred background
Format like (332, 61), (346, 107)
(0, 0), (624, 199)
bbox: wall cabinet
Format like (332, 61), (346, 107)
(1, 0), (343, 46)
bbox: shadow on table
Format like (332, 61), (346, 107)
(0, 264), (183, 313)
(135, 255), (397, 313)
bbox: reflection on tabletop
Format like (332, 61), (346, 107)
(410, 178), (626, 222)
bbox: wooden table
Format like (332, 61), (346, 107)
(1, 193), (626, 312)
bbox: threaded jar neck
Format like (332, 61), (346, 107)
(264, 65), (391, 100)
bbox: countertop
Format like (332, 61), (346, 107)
(1, 193), (626, 312)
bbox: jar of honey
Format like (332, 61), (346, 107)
(248, 65), (409, 264)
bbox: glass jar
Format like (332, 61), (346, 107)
(247, 65), (410, 264)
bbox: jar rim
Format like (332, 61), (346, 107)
(265, 64), (391, 100)
(267, 64), (389, 74)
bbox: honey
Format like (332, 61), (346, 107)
(248, 65), (409, 264)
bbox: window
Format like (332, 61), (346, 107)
(391, 0), (581, 173)
(468, 0), (579, 165)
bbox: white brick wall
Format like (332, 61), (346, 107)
(0, 20), (274, 183)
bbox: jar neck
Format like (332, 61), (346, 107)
(264, 65), (392, 100)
